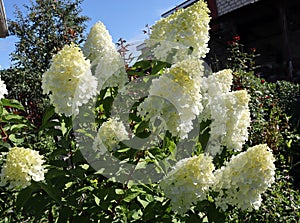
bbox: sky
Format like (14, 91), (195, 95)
(0, 0), (184, 69)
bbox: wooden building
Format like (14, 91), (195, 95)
(163, 0), (300, 82)
(0, 0), (8, 38)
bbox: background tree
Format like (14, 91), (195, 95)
(0, 0), (89, 126)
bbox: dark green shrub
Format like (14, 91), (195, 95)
(225, 36), (300, 221)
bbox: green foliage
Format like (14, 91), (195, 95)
(226, 37), (300, 222)
(227, 36), (260, 73)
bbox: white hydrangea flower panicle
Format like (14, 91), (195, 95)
(138, 75), (197, 139)
(83, 21), (128, 90)
(93, 117), (130, 154)
(93, 49), (128, 90)
(213, 144), (276, 211)
(205, 90), (251, 156)
(200, 69), (233, 123)
(83, 21), (115, 62)
(138, 59), (205, 139)
(138, 75), (188, 138)
(221, 90), (251, 150)
(0, 147), (47, 190)
(199, 69), (251, 155)
(145, 0), (210, 63)
(0, 77), (8, 99)
(42, 43), (98, 116)
(159, 154), (215, 215)
(167, 59), (205, 115)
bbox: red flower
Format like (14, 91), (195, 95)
(261, 79), (265, 84)
(233, 36), (240, 41)
(251, 47), (257, 52)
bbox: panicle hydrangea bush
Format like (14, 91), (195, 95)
(1, 0), (281, 221)
(159, 154), (215, 214)
(134, 0), (273, 215)
(42, 43), (98, 116)
(213, 144), (276, 211)
(0, 147), (46, 190)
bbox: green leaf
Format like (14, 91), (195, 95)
(2, 114), (24, 122)
(0, 104), (3, 116)
(10, 123), (28, 132)
(9, 134), (24, 145)
(1, 98), (25, 110)
(123, 192), (140, 202)
(137, 196), (149, 208)
(15, 186), (36, 211)
(151, 61), (171, 75)
(135, 161), (147, 170)
(94, 194), (101, 206)
(40, 183), (61, 204)
(116, 147), (131, 153)
(115, 189), (125, 195)
(207, 204), (226, 223)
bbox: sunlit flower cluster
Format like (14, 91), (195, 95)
(138, 59), (204, 139)
(221, 90), (251, 150)
(206, 90), (251, 155)
(204, 69), (233, 97)
(0, 147), (46, 190)
(146, 0), (210, 63)
(0, 77), (8, 99)
(83, 22), (128, 90)
(82, 21), (115, 62)
(138, 75), (190, 138)
(160, 154), (215, 214)
(199, 69), (251, 155)
(93, 117), (129, 154)
(167, 59), (204, 114)
(213, 144), (276, 211)
(93, 49), (128, 90)
(42, 43), (98, 116)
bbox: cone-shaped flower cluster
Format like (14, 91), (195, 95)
(160, 154), (215, 214)
(83, 22), (128, 90)
(146, 0), (210, 63)
(93, 117), (129, 154)
(201, 69), (251, 155)
(213, 144), (276, 211)
(42, 43), (97, 116)
(0, 147), (46, 190)
(138, 59), (204, 139)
